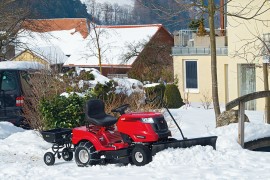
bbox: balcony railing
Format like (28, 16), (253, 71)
(172, 47), (228, 56)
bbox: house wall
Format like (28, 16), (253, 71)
(173, 0), (270, 111)
(194, 36), (227, 48)
(173, 55), (228, 107)
(226, 0), (270, 110)
(13, 50), (48, 65)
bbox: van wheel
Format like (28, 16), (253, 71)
(74, 142), (99, 167)
(131, 145), (152, 166)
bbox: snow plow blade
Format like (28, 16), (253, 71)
(151, 136), (217, 156)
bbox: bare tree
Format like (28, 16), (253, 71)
(0, 0), (30, 60)
(88, 23), (103, 74)
(123, 38), (174, 82)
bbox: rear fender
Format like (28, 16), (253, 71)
(72, 129), (103, 150)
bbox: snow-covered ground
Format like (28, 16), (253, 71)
(1, 106), (270, 179)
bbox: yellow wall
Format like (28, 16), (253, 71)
(226, 0), (270, 110)
(173, 55), (228, 107)
(13, 50), (49, 66)
(174, 0), (270, 111)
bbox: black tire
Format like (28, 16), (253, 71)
(74, 141), (99, 167)
(44, 152), (55, 166)
(131, 145), (152, 166)
(62, 148), (73, 161)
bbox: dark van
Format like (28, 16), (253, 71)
(0, 61), (44, 128)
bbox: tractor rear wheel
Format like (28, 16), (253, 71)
(131, 145), (152, 166)
(74, 141), (99, 167)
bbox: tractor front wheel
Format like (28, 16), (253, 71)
(131, 145), (152, 166)
(74, 141), (99, 167)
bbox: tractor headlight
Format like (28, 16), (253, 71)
(141, 118), (154, 123)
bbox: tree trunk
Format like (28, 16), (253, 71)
(208, 0), (221, 123)
(263, 63), (270, 123)
(98, 47), (102, 74)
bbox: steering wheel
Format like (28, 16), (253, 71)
(111, 104), (130, 115)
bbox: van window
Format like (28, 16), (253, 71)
(0, 71), (18, 91)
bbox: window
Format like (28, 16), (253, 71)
(184, 60), (198, 92)
(0, 71), (18, 91)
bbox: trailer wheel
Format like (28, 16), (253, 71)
(44, 152), (55, 166)
(131, 145), (152, 166)
(74, 141), (99, 167)
(62, 148), (73, 161)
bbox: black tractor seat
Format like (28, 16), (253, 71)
(85, 99), (117, 127)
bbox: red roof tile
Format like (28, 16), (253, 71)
(23, 18), (89, 38)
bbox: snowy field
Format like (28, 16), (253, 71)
(1, 106), (270, 179)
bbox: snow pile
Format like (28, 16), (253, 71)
(0, 122), (25, 139)
(114, 77), (143, 96)
(73, 67), (143, 96)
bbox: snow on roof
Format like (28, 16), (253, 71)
(0, 61), (45, 70)
(64, 24), (161, 67)
(16, 29), (85, 64)
(31, 46), (68, 64)
(16, 24), (163, 67)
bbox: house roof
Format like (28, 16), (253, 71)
(23, 18), (90, 38)
(13, 47), (68, 65)
(63, 24), (165, 67)
(17, 21), (171, 68)
(16, 28), (85, 61)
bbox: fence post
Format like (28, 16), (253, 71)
(238, 101), (245, 147)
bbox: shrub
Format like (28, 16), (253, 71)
(163, 84), (184, 108)
(90, 80), (115, 100)
(78, 70), (95, 81)
(39, 94), (86, 129)
(145, 84), (166, 108)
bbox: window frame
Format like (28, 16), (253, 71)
(183, 60), (199, 93)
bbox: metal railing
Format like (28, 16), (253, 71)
(172, 47), (228, 56)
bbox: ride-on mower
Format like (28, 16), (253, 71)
(42, 98), (217, 166)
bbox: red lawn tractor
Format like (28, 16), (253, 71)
(42, 98), (217, 166)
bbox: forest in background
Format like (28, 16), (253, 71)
(18, 0), (220, 33)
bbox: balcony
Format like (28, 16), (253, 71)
(172, 47), (228, 56)
(172, 29), (228, 56)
